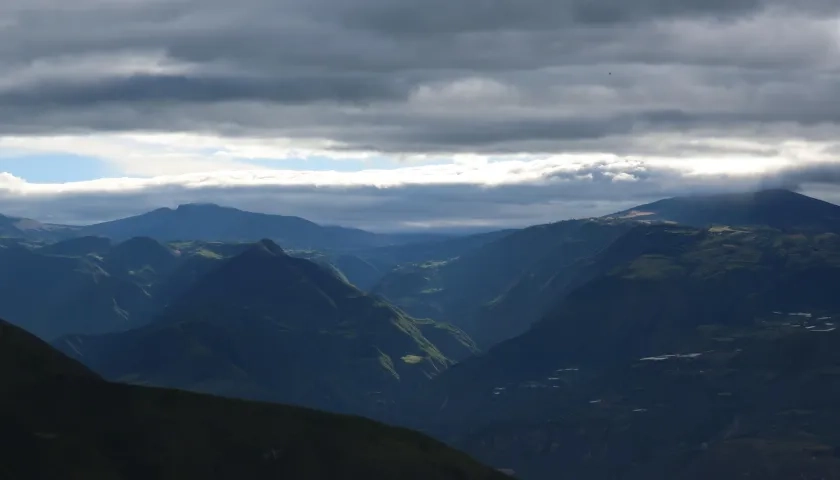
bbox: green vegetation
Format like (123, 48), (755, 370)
(401, 355), (425, 364)
(378, 349), (400, 379)
(620, 254), (687, 279)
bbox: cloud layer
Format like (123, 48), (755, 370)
(2, 158), (838, 231)
(4, 0), (840, 229)
(3, 0), (840, 154)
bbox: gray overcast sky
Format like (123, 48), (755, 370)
(1, 0), (839, 230)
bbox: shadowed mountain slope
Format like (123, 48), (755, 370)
(419, 224), (840, 479)
(0, 237), (232, 340)
(373, 219), (635, 348)
(56, 239), (478, 421)
(0, 213), (75, 241)
(0, 319), (510, 480)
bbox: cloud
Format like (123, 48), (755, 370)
(2, 0), (840, 158)
(4, 0), (840, 230)
(1, 156), (837, 231)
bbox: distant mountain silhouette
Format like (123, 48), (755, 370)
(0, 319), (507, 480)
(77, 203), (448, 250)
(607, 189), (840, 231)
(0, 213), (75, 241)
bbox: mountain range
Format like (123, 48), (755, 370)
(5, 187), (840, 480)
(0, 213), (74, 241)
(374, 189), (840, 349)
(55, 239), (477, 420)
(1, 203), (453, 251)
(0, 235), (233, 340)
(421, 223), (840, 479)
(607, 189), (840, 231)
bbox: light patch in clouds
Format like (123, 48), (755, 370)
(0, 130), (831, 178)
(408, 77), (522, 109)
(0, 50), (196, 91)
(0, 133), (387, 177)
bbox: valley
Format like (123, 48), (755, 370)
(3, 189), (840, 479)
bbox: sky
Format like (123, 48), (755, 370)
(2, 0), (840, 231)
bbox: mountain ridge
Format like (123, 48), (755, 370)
(607, 189), (840, 231)
(420, 223), (840, 479)
(55, 239), (479, 420)
(75, 203), (454, 250)
(0, 318), (510, 480)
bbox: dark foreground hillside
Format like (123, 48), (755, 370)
(0, 320), (510, 480)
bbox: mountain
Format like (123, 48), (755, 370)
(0, 319), (510, 480)
(55, 239), (478, 421)
(36, 235), (112, 256)
(0, 232), (490, 342)
(373, 190), (840, 350)
(0, 243), (154, 339)
(373, 219), (635, 348)
(607, 189), (840, 231)
(103, 236), (180, 279)
(0, 213), (75, 241)
(0, 237), (235, 340)
(77, 203), (448, 250)
(288, 229), (518, 291)
(357, 229), (519, 269)
(420, 224), (840, 479)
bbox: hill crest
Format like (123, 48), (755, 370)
(607, 189), (840, 231)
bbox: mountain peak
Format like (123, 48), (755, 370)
(80, 203), (386, 249)
(756, 187), (798, 196)
(175, 202), (223, 211)
(112, 236), (173, 255)
(608, 189), (840, 231)
(251, 238), (286, 256)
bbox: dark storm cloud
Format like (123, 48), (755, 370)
(766, 161), (840, 189)
(333, 0), (838, 34)
(0, 73), (406, 107)
(3, 0), (840, 154)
